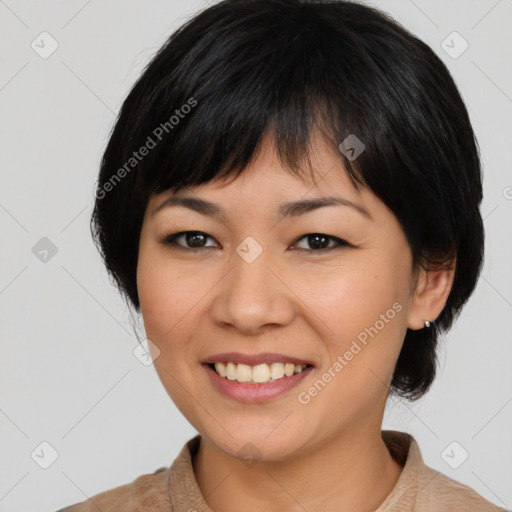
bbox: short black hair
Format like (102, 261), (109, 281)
(91, 0), (484, 401)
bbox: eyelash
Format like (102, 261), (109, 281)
(161, 231), (351, 253)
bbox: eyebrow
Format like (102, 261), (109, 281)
(152, 195), (372, 221)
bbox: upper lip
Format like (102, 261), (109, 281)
(202, 352), (315, 367)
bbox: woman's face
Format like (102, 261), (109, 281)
(137, 135), (425, 461)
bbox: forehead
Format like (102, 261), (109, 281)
(146, 133), (389, 228)
(151, 131), (367, 205)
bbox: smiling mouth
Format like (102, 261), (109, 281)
(207, 362), (313, 384)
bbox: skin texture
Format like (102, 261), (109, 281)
(136, 133), (455, 512)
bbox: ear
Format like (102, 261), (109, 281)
(407, 257), (456, 330)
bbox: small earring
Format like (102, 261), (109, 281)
(424, 320), (431, 328)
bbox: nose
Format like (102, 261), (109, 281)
(210, 244), (296, 335)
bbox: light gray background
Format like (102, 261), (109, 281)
(0, 1), (511, 511)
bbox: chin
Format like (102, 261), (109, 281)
(198, 419), (311, 463)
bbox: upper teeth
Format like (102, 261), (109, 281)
(213, 362), (307, 384)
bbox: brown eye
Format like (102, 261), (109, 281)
(293, 233), (349, 252)
(161, 231), (349, 253)
(185, 232), (208, 248)
(162, 231), (218, 250)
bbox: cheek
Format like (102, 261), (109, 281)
(136, 254), (210, 418)
(296, 254), (409, 388)
(293, 271), (406, 430)
(137, 248), (192, 350)
(296, 256), (406, 336)
(136, 248), (223, 375)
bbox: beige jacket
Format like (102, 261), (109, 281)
(57, 430), (509, 511)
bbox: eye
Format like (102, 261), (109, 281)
(291, 233), (350, 252)
(161, 231), (350, 253)
(162, 231), (219, 250)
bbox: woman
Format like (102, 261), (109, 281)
(59, 0), (507, 510)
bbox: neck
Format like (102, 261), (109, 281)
(193, 423), (404, 512)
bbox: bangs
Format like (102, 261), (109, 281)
(125, 2), (398, 198)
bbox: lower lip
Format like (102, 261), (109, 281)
(203, 364), (314, 403)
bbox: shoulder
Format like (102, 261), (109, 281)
(415, 463), (508, 511)
(380, 430), (508, 512)
(56, 436), (202, 512)
(55, 466), (170, 512)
